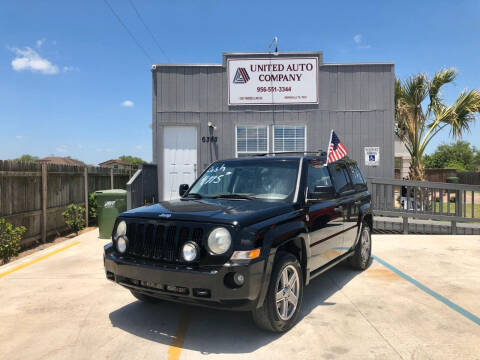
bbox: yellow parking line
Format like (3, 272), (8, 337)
(0, 241), (81, 279)
(168, 310), (190, 360)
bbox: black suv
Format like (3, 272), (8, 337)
(104, 154), (372, 332)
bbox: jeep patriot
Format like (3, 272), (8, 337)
(104, 153), (372, 332)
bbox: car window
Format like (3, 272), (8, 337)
(306, 160), (332, 198)
(188, 160), (299, 201)
(328, 163), (352, 193)
(348, 163), (367, 190)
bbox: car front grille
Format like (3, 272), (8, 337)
(125, 221), (204, 263)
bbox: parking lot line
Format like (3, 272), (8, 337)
(0, 241), (81, 279)
(373, 255), (480, 326)
(168, 310), (190, 360)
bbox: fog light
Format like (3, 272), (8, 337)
(116, 236), (127, 253)
(233, 273), (245, 286)
(193, 288), (211, 298)
(182, 241), (199, 262)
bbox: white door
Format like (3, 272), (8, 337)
(163, 126), (197, 200)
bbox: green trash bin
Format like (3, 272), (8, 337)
(446, 176), (459, 184)
(95, 189), (127, 239)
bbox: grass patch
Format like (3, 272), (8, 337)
(434, 202), (480, 218)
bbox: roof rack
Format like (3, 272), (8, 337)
(254, 150), (327, 157)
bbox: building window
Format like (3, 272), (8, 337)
(236, 125), (268, 157)
(273, 125), (306, 153)
(395, 157), (402, 169)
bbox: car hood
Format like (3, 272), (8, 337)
(119, 198), (295, 226)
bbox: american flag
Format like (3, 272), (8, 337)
(327, 131), (348, 164)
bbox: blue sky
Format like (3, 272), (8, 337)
(1, 0), (479, 165)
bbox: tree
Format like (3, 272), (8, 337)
(14, 154), (39, 162)
(395, 68), (480, 180)
(424, 141), (478, 172)
(119, 155), (147, 166)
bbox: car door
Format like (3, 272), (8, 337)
(344, 162), (369, 250)
(327, 162), (358, 253)
(305, 160), (345, 270)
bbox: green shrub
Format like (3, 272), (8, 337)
(0, 218), (26, 263)
(88, 192), (97, 225)
(62, 204), (86, 235)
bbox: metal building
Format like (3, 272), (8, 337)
(152, 51), (394, 201)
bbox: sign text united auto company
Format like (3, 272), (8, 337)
(227, 57), (318, 105)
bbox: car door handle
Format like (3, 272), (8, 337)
(334, 206), (343, 212)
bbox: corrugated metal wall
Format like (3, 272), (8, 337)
(153, 55), (394, 199)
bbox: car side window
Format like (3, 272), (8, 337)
(348, 163), (367, 190)
(328, 163), (352, 193)
(307, 161), (333, 199)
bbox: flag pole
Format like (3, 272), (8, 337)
(324, 129), (333, 167)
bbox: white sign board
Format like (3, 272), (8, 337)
(227, 57), (318, 105)
(365, 147), (380, 166)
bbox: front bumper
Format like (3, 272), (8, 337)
(104, 244), (265, 311)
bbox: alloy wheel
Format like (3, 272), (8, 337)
(360, 228), (371, 263)
(275, 264), (300, 321)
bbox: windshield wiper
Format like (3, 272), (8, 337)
(211, 193), (255, 200)
(185, 193), (203, 199)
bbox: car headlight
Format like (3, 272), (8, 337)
(115, 220), (127, 239)
(207, 227), (232, 255)
(116, 236), (128, 254)
(182, 241), (199, 262)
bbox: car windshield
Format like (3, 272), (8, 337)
(187, 159), (300, 201)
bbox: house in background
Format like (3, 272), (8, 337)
(39, 157), (86, 166)
(98, 159), (135, 170)
(394, 135), (410, 179)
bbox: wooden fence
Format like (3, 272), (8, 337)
(458, 172), (480, 185)
(423, 169), (480, 185)
(425, 168), (458, 183)
(0, 161), (132, 247)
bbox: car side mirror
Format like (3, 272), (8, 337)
(179, 184), (189, 197)
(307, 185), (335, 202)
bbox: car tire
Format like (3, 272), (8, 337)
(349, 222), (372, 270)
(130, 290), (162, 303)
(252, 251), (304, 333)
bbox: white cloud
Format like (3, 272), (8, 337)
(353, 34), (371, 49)
(15, 135), (25, 140)
(63, 66), (79, 72)
(36, 38), (46, 48)
(10, 47), (59, 74)
(121, 100), (134, 107)
(135, 145), (143, 150)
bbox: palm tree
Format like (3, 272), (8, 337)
(395, 68), (480, 180)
